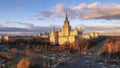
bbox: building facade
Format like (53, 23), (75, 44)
(50, 12), (99, 45)
(50, 12), (82, 45)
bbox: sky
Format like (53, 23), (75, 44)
(0, 0), (120, 34)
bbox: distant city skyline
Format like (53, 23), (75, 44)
(0, 0), (120, 34)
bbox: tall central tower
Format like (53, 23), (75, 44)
(62, 10), (71, 36)
(50, 10), (85, 45)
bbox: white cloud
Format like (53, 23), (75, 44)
(6, 21), (34, 29)
(72, 4), (86, 10)
(54, 4), (66, 17)
(0, 24), (3, 28)
(31, 17), (45, 20)
(87, 2), (100, 9)
(42, 11), (53, 18)
(41, 2), (120, 20)
(82, 25), (120, 34)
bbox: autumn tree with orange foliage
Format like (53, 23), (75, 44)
(60, 36), (107, 53)
(17, 58), (30, 68)
(101, 36), (120, 58)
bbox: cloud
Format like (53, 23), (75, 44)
(31, 17), (45, 20)
(4, 21), (60, 31)
(84, 25), (120, 30)
(6, 21), (34, 29)
(41, 11), (53, 18)
(15, 22), (34, 29)
(41, 2), (120, 20)
(81, 25), (120, 34)
(54, 4), (66, 17)
(0, 24), (3, 28)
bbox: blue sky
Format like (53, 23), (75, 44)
(0, 0), (120, 34)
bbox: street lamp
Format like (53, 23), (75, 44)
(108, 53), (111, 59)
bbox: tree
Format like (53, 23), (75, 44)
(17, 58), (30, 68)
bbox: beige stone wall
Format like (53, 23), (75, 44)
(62, 25), (71, 36)
(70, 30), (78, 36)
(50, 35), (58, 44)
(58, 31), (63, 36)
(58, 36), (68, 45)
(49, 13), (100, 45)
(68, 36), (75, 43)
(74, 30), (78, 35)
(70, 31), (75, 36)
(82, 35), (90, 39)
(4, 36), (9, 41)
(90, 32), (95, 38)
(0, 36), (2, 39)
(50, 27), (81, 45)
(95, 32), (99, 37)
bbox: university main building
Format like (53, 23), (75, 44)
(50, 12), (99, 45)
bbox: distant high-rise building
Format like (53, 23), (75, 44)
(50, 11), (82, 45)
(50, 11), (99, 45)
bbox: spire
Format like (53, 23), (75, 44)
(79, 27), (82, 31)
(58, 29), (61, 32)
(65, 10), (68, 21)
(51, 27), (55, 32)
(75, 26), (78, 31)
(50, 27), (55, 35)
(74, 26), (78, 35)
(64, 9), (69, 26)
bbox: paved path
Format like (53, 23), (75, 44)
(55, 39), (108, 68)
(56, 56), (102, 68)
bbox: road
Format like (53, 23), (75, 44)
(55, 39), (109, 68)
(56, 56), (102, 68)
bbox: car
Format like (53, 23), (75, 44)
(102, 64), (108, 68)
(85, 60), (90, 64)
(98, 62), (104, 65)
(111, 65), (117, 67)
